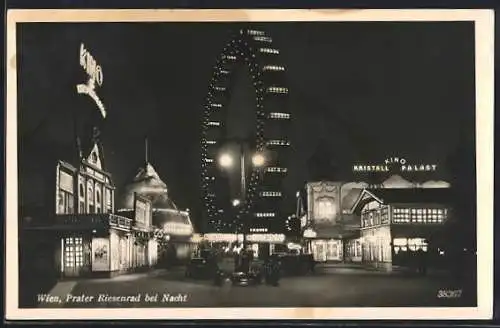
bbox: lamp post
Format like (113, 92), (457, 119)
(219, 142), (265, 248)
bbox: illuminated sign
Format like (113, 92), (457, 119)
(134, 196), (151, 228)
(315, 197), (337, 221)
(76, 43), (106, 118)
(352, 157), (437, 173)
(303, 228), (317, 238)
(163, 222), (193, 236)
(92, 238), (109, 271)
(246, 234), (285, 243)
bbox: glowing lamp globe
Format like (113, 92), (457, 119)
(252, 153), (265, 167)
(219, 154), (233, 168)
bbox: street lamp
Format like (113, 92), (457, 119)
(252, 153), (265, 167)
(219, 153), (234, 168)
(218, 146), (266, 247)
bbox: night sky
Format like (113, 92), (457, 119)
(17, 22), (476, 229)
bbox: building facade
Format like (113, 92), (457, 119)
(350, 188), (451, 271)
(298, 177), (451, 266)
(21, 143), (158, 278)
(300, 181), (358, 262)
(118, 162), (196, 264)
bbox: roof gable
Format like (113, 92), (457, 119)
(85, 143), (103, 171)
(350, 189), (384, 213)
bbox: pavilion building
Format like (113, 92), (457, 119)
(117, 161), (197, 265)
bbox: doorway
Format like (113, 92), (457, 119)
(63, 236), (84, 277)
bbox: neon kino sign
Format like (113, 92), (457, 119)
(76, 43), (106, 118)
(352, 157), (437, 173)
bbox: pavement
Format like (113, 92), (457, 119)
(36, 261), (476, 308)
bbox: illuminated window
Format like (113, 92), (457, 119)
(266, 139), (290, 146)
(210, 103), (222, 108)
(267, 86), (288, 94)
(58, 189), (74, 214)
(64, 237), (83, 269)
(259, 48), (279, 54)
(268, 112), (291, 119)
(263, 65), (285, 72)
(254, 212), (275, 218)
(105, 188), (112, 213)
(205, 140), (217, 145)
(260, 191), (282, 197)
(78, 183), (85, 213)
(253, 36), (273, 42)
(207, 121), (221, 126)
(247, 29), (265, 36)
(266, 167), (288, 173)
(214, 86), (226, 91)
(316, 198), (336, 220)
(95, 189), (101, 213)
(87, 181), (94, 213)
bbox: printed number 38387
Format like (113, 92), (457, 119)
(437, 290), (462, 298)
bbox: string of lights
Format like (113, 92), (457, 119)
(200, 29), (291, 233)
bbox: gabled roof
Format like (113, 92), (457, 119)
(118, 162), (179, 210)
(350, 188), (452, 214)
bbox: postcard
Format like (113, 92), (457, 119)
(5, 9), (494, 320)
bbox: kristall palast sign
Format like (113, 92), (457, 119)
(352, 157), (437, 173)
(76, 43), (106, 118)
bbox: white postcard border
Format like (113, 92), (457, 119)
(5, 9), (494, 320)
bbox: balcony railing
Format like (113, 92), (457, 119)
(54, 213), (132, 231)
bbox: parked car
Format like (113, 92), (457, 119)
(185, 257), (220, 280)
(276, 253), (316, 276)
(230, 270), (262, 287)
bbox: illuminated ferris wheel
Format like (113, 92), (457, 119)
(200, 28), (291, 232)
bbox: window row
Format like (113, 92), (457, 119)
(254, 212), (275, 218)
(266, 167), (288, 173)
(393, 217), (445, 224)
(394, 208), (446, 215)
(247, 29), (265, 36)
(266, 139), (290, 146)
(253, 36), (273, 43)
(268, 112), (290, 119)
(267, 86), (288, 94)
(262, 65), (285, 71)
(250, 228), (268, 233)
(260, 191), (282, 197)
(259, 48), (279, 54)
